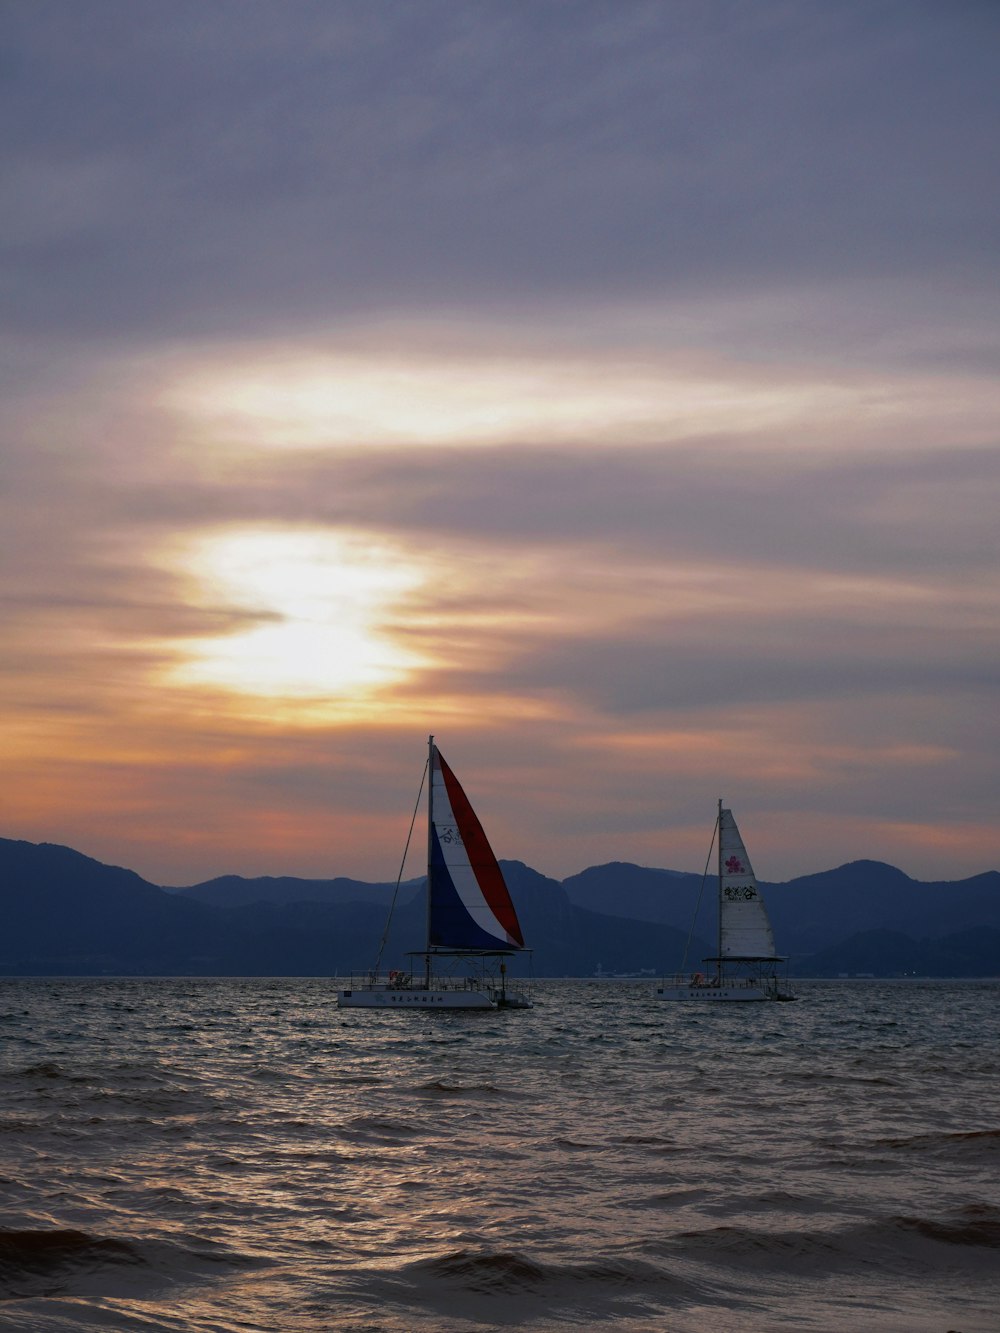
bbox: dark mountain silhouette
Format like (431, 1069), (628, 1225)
(561, 859), (1000, 954)
(0, 839), (694, 977)
(171, 874), (422, 910)
(0, 839), (232, 974)
(799, 926), (1000, 978)
(763, 862), (1000, 954)
(501, 861), (705, 976)
(1, 836), (996, 976)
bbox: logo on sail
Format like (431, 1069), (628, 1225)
(724, 885), (757, 901)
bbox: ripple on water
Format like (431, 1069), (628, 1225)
(0, 977), (998, 1332)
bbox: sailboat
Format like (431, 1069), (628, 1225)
(656, 800), (795, 1002)
(337, 736), (532, 1010)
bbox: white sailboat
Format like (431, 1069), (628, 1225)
(656, 800), (795, 1002)
(337, 736), (532, 1010)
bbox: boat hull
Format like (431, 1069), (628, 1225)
(655, 983), (774, 1002)
(337, 986), (497, 1009)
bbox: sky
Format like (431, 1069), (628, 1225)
(3, 0), (999, 888)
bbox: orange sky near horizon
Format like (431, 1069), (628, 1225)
(4, 319), (999, 888)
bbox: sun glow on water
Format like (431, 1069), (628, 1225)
(163, 529), (425, 701)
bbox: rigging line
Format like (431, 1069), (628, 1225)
(680, 810), (720, 974)
(371, 755), (429, 978)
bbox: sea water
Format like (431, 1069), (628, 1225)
(1, 978), (997, 1332)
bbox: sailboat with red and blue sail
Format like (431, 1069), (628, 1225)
(337, 736), (532, 1010)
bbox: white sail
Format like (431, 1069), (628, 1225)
(718, 807), (778, 959)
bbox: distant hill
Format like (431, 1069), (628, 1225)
(561, 859), (1000, 955)
(562, 863), (705, 931)
(170, 874), (423, 910)
(0, 839), (695, 977)
(1, 836), (997, 976)
(764, 862), (1000, 954)
(798, 927), (1000, 978)
(0, 839), (232, 975)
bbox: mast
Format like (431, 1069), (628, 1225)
(717, 796), (723, 981)
(425, 734), (434, 988)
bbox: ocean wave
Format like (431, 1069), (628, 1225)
(413, 1079), (508, 1098)
(629, 1188), (711, 1211)
(414, 1248), (549, 1291)
(898, 1203), (1000, 1248)
(390, 1246), (700, 1305)
(4, 977), (999, 1331)
(0, 1226), (264, 1302)
(784, 1070), (897, 1086)
(0, 1118), (37, 1135)
(347, 1244), (710, 1331)
(0, 1227), (140, 1300)
(12, 1063), (81, 1082)
(617, 1133), (677, 1147)
(617, 1135), (684, 1157)
(669, 1204), (1000, 1274)
(875, 1128), (1000, 1157)
(336, 1114), (428, 1144)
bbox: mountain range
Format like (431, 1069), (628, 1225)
(1, 836), (997, 977)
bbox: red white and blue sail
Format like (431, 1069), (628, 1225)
(428, 745), (525, 952)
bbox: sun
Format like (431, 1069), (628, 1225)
(163, 527), (425, 701)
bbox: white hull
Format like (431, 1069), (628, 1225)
(655, 982), (773, 1002)
(337, 984), (532, 1010)
(338, 986), (496, 1009)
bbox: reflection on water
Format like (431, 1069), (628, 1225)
(1, 978), (998, 1331)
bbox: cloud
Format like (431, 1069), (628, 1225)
(4, 2), (999, 338)
(2, 2), (999, 885)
